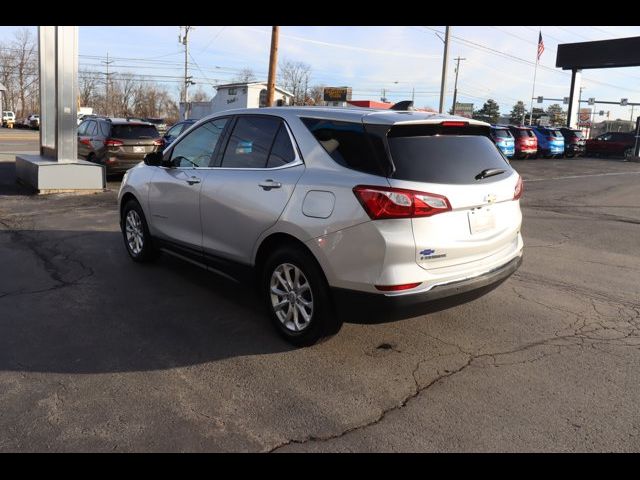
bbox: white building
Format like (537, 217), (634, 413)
(180, 82), (294, 120)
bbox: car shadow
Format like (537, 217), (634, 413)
(0, 229), (294, 374)
(0, 162), (34, 196)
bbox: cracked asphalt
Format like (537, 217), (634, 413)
(1, 132), (639, 451)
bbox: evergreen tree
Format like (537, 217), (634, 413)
(509, 101), (528, 125)
(473, 99), (500, 124)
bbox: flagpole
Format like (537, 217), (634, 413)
(528, 56), (539, 126)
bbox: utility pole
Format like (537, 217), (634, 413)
(101, 52), (114, 116)
(267, 26), (279, 107)
(179, 26), (193, 120)
(438, 26), (450, 113)
(411, 86), (415, 104)
(450, 56), (466, 115)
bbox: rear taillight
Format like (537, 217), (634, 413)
(353, 185), (451, 220)
(547, 137), (555, 141)
(153, 138), (164, 147)
(105, 139), (123, 147)
(79, 138), (92, 147)
(375, 282), (422, 292)
(514, 175), (524, 200)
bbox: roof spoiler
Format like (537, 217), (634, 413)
(390, 100), (415, 111)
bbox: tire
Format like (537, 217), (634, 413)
(121, 199), (159, 263)
(624, 147), (633, 160)
(262, 245), (342, 347)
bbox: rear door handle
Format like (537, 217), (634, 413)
(258, 179), (282, 190)
(186, 176), (201, 185)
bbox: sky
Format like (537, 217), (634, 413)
(2, 25), (640, 121)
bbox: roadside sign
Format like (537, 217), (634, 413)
(538, 115), (551, 126)
(621, 98), (628, 106)
(563, 97), (569, 105)
(323, 87), (351, 102)
(588, 98), (595, 105)
(453, 102), (474, 118)
(537, 96), (543, 104)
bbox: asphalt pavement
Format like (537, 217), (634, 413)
(0, 127), (639, 452)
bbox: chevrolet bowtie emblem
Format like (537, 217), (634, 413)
(485, 194), (497, 204)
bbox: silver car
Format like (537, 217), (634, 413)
(118, 107), (524, 346)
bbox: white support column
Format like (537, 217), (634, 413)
(567, 69), (582, 129)
(16, 26), (104, 194)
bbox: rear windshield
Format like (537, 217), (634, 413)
(110, 124), (159, 139)
(515, 129), (534, 138)
(492, 129), (512, 138)
(565, 130), (584, 138)
(388, 132), (512, 185)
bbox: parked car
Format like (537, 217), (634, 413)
(27, 114), (40, 129)
(586, 131), (636, 159)
(144, 118), (168, 135)
(77, 113), (97, 125)
(2, 110), (15, 128)
(531, 126), (565, 158)
(162, 119), (196, 148)
(77, 117), (163, 174)
(490, 125), (515, 158)
(507, 125), (538, 159)
(559, 128), (586, 157)
(118, 107), (524, 346)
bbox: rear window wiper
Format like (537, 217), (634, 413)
(475, 168), (506, 180)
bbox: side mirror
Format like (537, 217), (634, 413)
(144, 151), (164, 166)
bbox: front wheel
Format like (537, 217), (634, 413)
(263, 246), (342, 347)
(121, 200), (158, 262)
(624, 147), (633, 160)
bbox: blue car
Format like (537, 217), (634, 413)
(490, 126), (515, 158)
(162, 119), (197, 148)
(531, 126), (565, 158)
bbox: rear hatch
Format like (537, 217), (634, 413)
(547, 128), (565, 151)
(491, 128), (515, 156)
(109, 123), (161, 160)
(379, 122), (522, 271)
(514, 128), (537, 150)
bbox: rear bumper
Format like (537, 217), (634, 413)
(332, 254), (522, 320)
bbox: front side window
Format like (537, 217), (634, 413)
(171, 118), (229, 167)
(220, 116), (282, 169)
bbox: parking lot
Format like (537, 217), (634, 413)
(1, 128), (639, 452)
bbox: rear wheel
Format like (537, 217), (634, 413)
(624, 147), (633, 160)
(262, 246), (341, 347)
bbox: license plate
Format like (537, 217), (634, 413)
(133, 146), (145, 153)
(468, 208), (496, 235)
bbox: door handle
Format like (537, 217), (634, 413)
(186, 176), (201, 185)
(258, 179), (282, 190)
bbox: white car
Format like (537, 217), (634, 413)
(118, 107), (524, 346)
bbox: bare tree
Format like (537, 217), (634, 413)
(79, 70), (100, 107)
(279, 59), (311, 106)
(11, 28), (37, 118)
(232, 68), (257, 83)
(190, 87), (212, 102)
(307, 84), (325, 106)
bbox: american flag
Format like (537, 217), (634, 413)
(537, 31), (545, 61)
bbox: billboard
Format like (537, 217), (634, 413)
(453, 102), (473, 118)
(323, 87), (351, 102)
(578, 108), (592, 127)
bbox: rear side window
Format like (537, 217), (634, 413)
(388, 130), (512, 185)
(221, 116), (281, 169)
(301, 118), (384, 175)
(99, 121), (110, 137)
(85, 121), (97, 136)
(111, 124), (159, 139)
(266, 124), (296, 168)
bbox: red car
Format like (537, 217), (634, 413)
(586, 132), (636, 159)
(508, 125), (538, 159)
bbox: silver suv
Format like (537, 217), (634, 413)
(118, 107), (524, 346)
